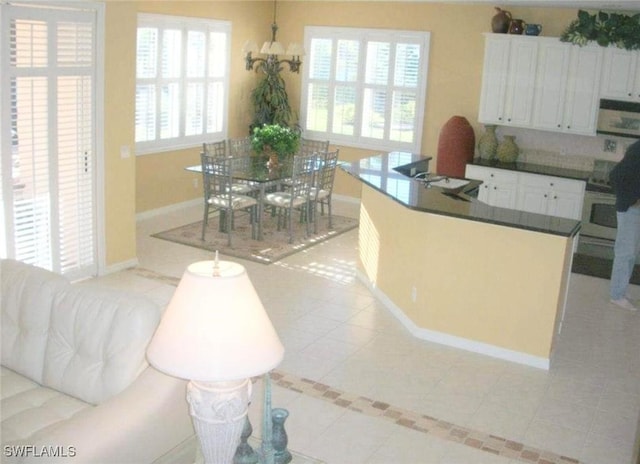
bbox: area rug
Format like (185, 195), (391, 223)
(152, 213), (358, 264)
(572, 253), (640, 285)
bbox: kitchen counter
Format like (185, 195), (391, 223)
(341, 152), (582, 238)
(470, 158), (591, 182)
(344, 151), (577, 369)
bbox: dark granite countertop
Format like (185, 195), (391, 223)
(340, 152), (582, 238)
(470, 158), (592, 182)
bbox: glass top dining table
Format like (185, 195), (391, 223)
(185, 158), (293, 241)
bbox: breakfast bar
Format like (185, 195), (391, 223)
(342, 152), (582, 369)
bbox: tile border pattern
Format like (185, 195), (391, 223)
(270, 371), (582, 464)
(135, 267), (582, 464)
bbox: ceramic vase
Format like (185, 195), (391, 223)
(271, 408), (292, 464)
(477, 125), (499, 161)
(436, 115), (476, 177)
(491, 7), (512, 33)
(497, 135), (519, 163)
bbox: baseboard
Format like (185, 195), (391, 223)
(101, 258), (139, 276)
(136, 198), (201, 222)
(355, 269), (550, 370)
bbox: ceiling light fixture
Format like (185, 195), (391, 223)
(243, 0), (304, 74)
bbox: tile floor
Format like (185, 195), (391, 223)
(93, 200), (640, 464)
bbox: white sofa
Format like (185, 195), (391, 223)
(1, 259), (194, 463)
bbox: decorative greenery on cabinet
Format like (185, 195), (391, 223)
(560, 10), (640, 50)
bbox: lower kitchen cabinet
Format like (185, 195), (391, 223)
(465, 164), (518, 209)
(465, 164), (585, 220)
(516, 172), (585, 220)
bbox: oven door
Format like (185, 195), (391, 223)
(581, 191), (617, 241)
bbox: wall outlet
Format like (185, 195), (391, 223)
(604, 139), (617, 153)
(411, 286), (417, 302)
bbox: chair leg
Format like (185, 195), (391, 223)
(201, 203), (209, 240)
(327, 198), (333, 229)
(226, 209), (233, 247)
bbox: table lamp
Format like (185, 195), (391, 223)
(147, 258), (284, 464)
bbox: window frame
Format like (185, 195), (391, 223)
(300, 26), (431, 154)
(135, 13), (231, 156)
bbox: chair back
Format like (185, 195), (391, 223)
(201, 153), (234, 208)
(228, 136), (252, 158)
(202, 140), (227, 158)
(316, 150), (339, 193)
(299, 138), (329, 157)
(289, 152), (318, 204)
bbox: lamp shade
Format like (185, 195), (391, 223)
(286, 43), (305, 57)
(242, 40), (259, 55)
(260, 40), (285, 55)
(147, 260), (284, 382)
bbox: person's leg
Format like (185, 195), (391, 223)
(610, 208), (640, 304)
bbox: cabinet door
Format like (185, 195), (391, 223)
(563, 44), (603, 135)
(600, 47), (638, 101)
(532, 41), (571, 131)
(490, 181), (518, 209)
(547, 191), (584, 220)
(478, 36), (511, 124)
(504, 39), (538, 127)
(517, 183), (549, 214)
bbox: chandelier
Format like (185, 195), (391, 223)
(243, 0), (304, 74)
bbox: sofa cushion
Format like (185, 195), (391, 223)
(1, 366), (90, 444)
(1, 260), (68, 384)
(42, 283), (160, 405)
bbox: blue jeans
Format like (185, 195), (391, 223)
(610, 206), (640, 300)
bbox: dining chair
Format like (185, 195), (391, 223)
(263, 152), (318, 244)
(299, 138), (330, 157)
(200, 153), (258, 246)
(228, 136), (253, 158)
(310, 149), (340, 232)
(202, 140), (227, 158)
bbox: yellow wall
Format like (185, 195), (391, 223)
(359, 184), (573, 360)
(102, 1), (577, 267)
(104, 2), (138, 267)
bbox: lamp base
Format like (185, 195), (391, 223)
(187, 379), (251, 464)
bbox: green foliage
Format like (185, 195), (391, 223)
(250, 60), (293, 130)
(560, 10), (640, 49)
(250, 124), (300, 158)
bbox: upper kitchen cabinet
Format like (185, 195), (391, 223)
(532, 41), (602, 135)
(478, 34), (538, 128)
(600, 47), (640, 102)
(479, 34), (603, 136)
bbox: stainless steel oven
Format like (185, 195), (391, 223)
(581, 190), (617, 241)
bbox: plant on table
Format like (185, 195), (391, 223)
(250, 124), (300, 165)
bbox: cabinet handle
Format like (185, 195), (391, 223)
(567, 126), (571, 129)
(550, 182), (554, 186)
(494, 186), (497, 190)
(544, 194), (548, 198)
(553, 195), (558, 200)
(557, 124), (561, 128)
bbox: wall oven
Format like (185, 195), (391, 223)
(581, 189), (617, 242)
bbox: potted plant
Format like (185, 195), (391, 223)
(560, 10), (640, 49)
(250, 124), (300, 167)
(250, 60), (294, 130)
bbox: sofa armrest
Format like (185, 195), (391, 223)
(17, 367), (193, 464)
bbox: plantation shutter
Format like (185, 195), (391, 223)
(1, 4), (97, 279)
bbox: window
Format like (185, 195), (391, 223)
(135, 14), (230, 154)
(1, 2), (102, 279)
(301, 27), (430, 153)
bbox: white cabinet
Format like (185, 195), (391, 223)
(600, 47), (640, 101)
(478, 35), (538, 128)
(466, 164), (585, 221)
(532, 41), (602, 135)
(516, 173), (585, 220)
(465, 164), (518, 209)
